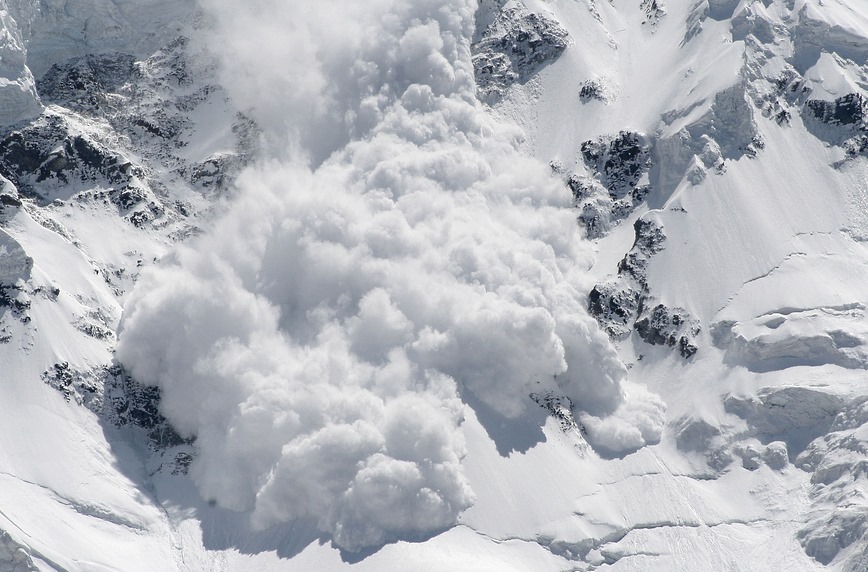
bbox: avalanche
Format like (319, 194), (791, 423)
(0, 0), (866, 570)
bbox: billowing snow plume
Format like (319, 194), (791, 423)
(116, 0), (664, 551)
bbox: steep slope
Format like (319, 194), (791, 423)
(0, 0), (866, 571)
(489, 0), (868, 568)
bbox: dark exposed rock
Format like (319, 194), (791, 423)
(581, 131), (651, 202)
(0, 176), (20, 211)
(0, 283), (30, 319)
(0, 36), (255, 243)
(807, 93), (866, 127)
(0, 193), (20, 208)
(75, 320), (114, 341)
(588, 217), (664, 339)
(42, 362), (99, 404)
(641, 0), (666, 27)
(531, 391), (582, 434)
(579, 79), (607, 103)
(116, 186), (148, 210)
(189, 153), (237, 190)
(845, 135), (868, 158)
(42, 362), (190, 450)
(634, 304), (700, 358)
(472, 3), (569, 101)
(802, 93), (868, 156)
(617, 217), (666, 286)
(588, 282), (642, 339)
(588, 216), (699, 357)
(171, 452), (194, 475)
(132, 116), (178, 140)
(571, 131), (652, 238)
(0, 114), (137, 201)
(128, 209), (155, 228)
(37, 53), (138, 111)
(104, 364), (191, 449)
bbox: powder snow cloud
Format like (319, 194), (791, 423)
(116, 0), (665, 551)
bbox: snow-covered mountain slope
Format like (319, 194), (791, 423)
(1, 0), (867, 570)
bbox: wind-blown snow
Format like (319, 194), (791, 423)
(116, 0), (664, 550)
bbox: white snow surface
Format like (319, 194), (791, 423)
(0, 0), (867, 570)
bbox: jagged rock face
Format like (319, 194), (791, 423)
(37, 53), (139, 110)
(588, 216), (700, 357)
(0, 17), (247, 564)
(634, 304), (700, 358)
(472, 2), (568, 101)
(0, 28), (250, 436)
(0, 114), (139, 194)
(35, 39), (258, 191)
(589, 217), (662, 339)
(588, 282), (642, 340)
(42, 362), (189, 450)
(807, 94), (866, 127)
(572, 131), (652, 238)
(581, 131), (651, 195)
(616, 217), (665, 289)
(641, 0), (666, 26)
(804, 93), (868, 155)
(579, 79), (606, 102)
(0, 36), (256, 234)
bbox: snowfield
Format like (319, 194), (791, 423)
(1, 0), (867, 570)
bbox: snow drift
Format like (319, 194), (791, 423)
(116, 0), (665, 551)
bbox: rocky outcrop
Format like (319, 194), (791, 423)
(804, 93), (868, 157)
(472, 2), (569, 101)
(589, 217), (663, 340)
(581, 131), (651, 200)
(571, 131), (652, 238)
(0, 113), (140, 194)
(0, 35), (256, 233)
(634, 304), (700, 358)
(589, 216), (700, 357)
(42, 362), (189, 451)
(640, 0), (666, 27)
(37, 52), (138, 110)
